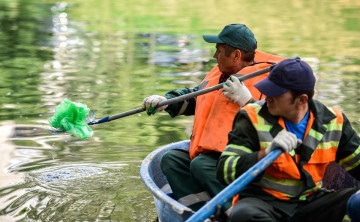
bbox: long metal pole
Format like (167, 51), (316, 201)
(90, 65), (273, 125)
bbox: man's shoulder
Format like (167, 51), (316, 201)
(310, 99), (341, 122)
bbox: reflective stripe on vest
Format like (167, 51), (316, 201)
(189, 50), (285, 159)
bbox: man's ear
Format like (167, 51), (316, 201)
(298, 94), (309, 104)
(234, 49), (242, 61)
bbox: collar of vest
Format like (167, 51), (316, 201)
(308, 99), (337, 124)
(257, 99), (337, 126)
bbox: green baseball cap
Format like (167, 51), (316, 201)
(203, 24), (257, 51)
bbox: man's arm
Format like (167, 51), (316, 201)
(164, 86), (199, 117)
(337, 113), (360, 180)
(217, 109), (261, 185)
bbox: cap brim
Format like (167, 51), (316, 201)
(202, 34), (224, 43)
(254, 78), (289, 97)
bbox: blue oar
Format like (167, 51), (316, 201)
(185, 149), (282, 222)
(88, 65), (274, 125)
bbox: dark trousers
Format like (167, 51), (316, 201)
(160, 149), (232, 212)
(229, 188), (359, 222)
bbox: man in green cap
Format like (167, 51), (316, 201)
(142, 23), (284, 218)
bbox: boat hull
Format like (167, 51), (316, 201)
(140, 140), (360, 221)
(140, 140), (194, 222)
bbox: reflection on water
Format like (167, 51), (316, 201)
(2, 163), (124, 221)
(0, 122), (156, 221)
(0, 0), (359, 221)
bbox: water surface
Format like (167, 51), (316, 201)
(0, 0), (359, 221)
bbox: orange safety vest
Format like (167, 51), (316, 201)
(232, 103), (344, 203)
(189, 50), (284, 159)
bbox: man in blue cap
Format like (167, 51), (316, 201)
(217, 58), (360, 222)
(142, 24), (284, 217)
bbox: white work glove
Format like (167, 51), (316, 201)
(223, 75), (252, 107)
(264, 130), (302, 155)
(142, 95), (168, 115)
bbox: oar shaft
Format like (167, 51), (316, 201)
(91, 65), (273, 125)
(185, 149), (282, 222)
(89, 107), (146, 125)
(158, 65), (272, 107)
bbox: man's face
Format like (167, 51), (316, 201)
(213, 44), (237, 75)
(265, 91), (297, 118)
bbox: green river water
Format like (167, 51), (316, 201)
(0, 0), (359, 221)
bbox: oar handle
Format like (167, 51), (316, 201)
(185, 149), (282, 222)
(90, 65), (273, 125)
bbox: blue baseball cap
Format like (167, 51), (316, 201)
(203, 24), (257, 52)
(254, 58), (316, 97)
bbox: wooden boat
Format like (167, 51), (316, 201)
(140, 140), (194, 222)
(140, 140), (360, 222)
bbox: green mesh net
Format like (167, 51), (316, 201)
(49, 98), (93, 139)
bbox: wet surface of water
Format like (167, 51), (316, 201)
(0, 0), (359, 221)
